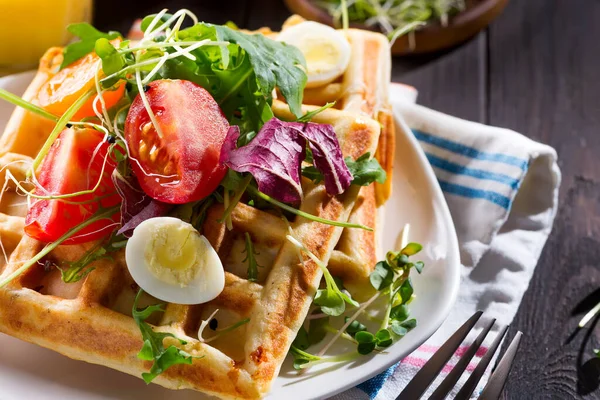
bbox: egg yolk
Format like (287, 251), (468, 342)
(299, 37), (341, 74)
(145, 223), (204, 287)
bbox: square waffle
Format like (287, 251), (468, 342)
(0, 17), (393, 400)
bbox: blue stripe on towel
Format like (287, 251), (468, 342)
(425, 152), (521, 190)
(438, 180), (512, 209)
(357, 363), (400, 399)
(413, 130), (529, 171)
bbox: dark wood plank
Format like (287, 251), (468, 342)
(393, 32), (487, 123)
(487, 0), (600, 398)
(245, 0), (291, 30)
(93, 0), (249, 34)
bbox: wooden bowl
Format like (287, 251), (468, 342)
(283, 0), (509, 55)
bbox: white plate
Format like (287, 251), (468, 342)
(0, 74), (460, 400)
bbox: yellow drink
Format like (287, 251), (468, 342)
(0, 0), (92, 74)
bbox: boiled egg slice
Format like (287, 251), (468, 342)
(278, 21), (351, 88)
(125, 217), (224, 305)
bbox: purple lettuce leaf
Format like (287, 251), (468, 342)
(219, 118), (352, 204)
(220, 122), (305, 203)
(300, 122), (352, 196)
(112, 172), (173, 237)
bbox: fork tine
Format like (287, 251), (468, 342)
(397, 311), (483, 400)
(478, 331), (523, 400)
(454, 324), (509, 400)
(428, 318), (496, 400)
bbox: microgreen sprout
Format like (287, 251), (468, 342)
(248, 185), (372, 231)
(286, 233), (358, 317)
(0, 206), (120, 287)
(242, 232), (263, 282)
(197, 308), (251, 343)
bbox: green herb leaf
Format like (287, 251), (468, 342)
(314, 288), (345, 316)
(397, 278), (414, 303)
(413, 261), (424, 274)
(389, 304), (409, 322)
(293, 326), (310, 350)
(308, 316), (330, 345)
(59, 234), (126, 283)
(370, 261), (394, 291)
(375, 328), (393, 348)
(242, 232), (263, 282)
(355, 331), (377, 355)
(132, 290), (195, 383)
(290, 345), (321, 370)
(140, 13), (174, 33)
(345, 317), (367, 337)
(95, 38), (125, 86)
(401, 242), (423, 256)
(345, 153), (387, 186)
(213, 25), (307, 117)
(301, 165), (323, 183)
(61, 23), (121, 69)
(390, 318), (417, 337)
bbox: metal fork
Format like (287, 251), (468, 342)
(397, 311), (522, 400)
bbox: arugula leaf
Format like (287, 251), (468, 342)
(213, 25), (307, 117)
(346, 153), (387, 186)
(242, 232), (263, 282)
(61, 23), (121, 69)
(132, 290), (195, 383)
(297, 102), (335, 123)
(59, 234), (127, 283)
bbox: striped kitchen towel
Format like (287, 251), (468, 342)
(336, 83), (561, 399)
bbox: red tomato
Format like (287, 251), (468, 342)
(37, 40), (125, 120)
(124, 79), (229, 204)
(24, 128), (121, 244)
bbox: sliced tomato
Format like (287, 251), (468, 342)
(24, 128), (121, 244)
(124, 79), (229, 204)
(37, 41), (125, 120)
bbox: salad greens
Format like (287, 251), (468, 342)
(317, 0), (466, 40)
(220, 118), (351, 204)
(132, 289), (195, 383)
(290, 231), (424, 370)
(60, 23), (121, 69)
(58, 234), (127, 283)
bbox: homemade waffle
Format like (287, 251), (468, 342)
(0, 20), (392, 400)
(278, 16), (395, 295)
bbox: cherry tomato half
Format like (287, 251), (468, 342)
(124, 79), (229, 204)
(24, 128), (121, 244)
(37, 41), (125, 120)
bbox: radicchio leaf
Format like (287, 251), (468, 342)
(219, 118), (352, 204)
(220, 122), (305, 203)
(300, 122), (352, 196)
(112, 172), (173, 237)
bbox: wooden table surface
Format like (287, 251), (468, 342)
(94, 1), (600, 398)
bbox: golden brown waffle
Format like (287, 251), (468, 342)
(0, 18), (392, 400)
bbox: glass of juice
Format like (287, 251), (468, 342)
(0, 0), (92, 75)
